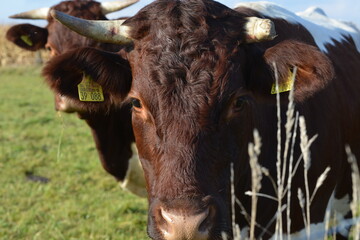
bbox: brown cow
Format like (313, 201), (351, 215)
(43, 0), (360, 239)
(6, 0), (146, 197)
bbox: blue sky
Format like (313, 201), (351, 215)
(1, 0), (359, 27)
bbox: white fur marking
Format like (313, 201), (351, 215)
(120, 145), (147, 197)
(235, 2), (360, 53)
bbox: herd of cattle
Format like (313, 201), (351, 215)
(6, 0), (360, 239)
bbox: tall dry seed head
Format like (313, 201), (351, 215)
(346, 146), (360, 240)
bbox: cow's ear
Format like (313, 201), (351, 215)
(43, 47), (132, 112)
(6, 24), (48, 51)
(247, 40), (334, 102)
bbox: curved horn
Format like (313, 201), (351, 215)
(101, 0), (139, 15)
(50, 10), (132, 44)
(244, 17), (277, 43)
(10, 7), (50, 20)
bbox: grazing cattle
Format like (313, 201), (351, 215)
(43, 0), (360, 239)
(6, 0), (146, 197)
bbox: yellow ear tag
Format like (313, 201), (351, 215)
(271, 69), (295, 94)
(20, 35), (33, 46)
(77, 74), (104, 102)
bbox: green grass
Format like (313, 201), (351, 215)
(0, 66), (148, 240)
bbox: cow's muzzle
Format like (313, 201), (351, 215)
(148, 197), (229, 240)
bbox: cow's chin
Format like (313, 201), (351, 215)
(146, 195), (232, 240)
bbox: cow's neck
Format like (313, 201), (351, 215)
(79, 105), (135, 181)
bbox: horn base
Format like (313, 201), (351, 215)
(50, 10), (133, 45)
(244, 17), (277, 43)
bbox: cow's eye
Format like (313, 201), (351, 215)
(234, 96), (248, 111)
(131, 98), (142, 109)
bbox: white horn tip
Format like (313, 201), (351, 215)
(9, 7), (50, 20)
(9, 14), (21, 19)
(101, 0), (140, 15)
(244, 17), (277, 43)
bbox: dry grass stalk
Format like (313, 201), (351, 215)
(248, 130), (263, 239)
(286, 111), (299, 239)
(346, 145), (360, 240)
(273, 65), (299, 240)
(273, 65), (300, 240)
(323, 197), (332, 240)
(282, 68), (297, 189)
(256, 65), (329, 239)
(56, 111), (65, 162)
(310, 167), (331, 204)
(272, 62), (284, 240)
(283, 67), (297, 239)
(299, 116), (318, 239)
(230, 162), (242, 240)
(226, 62), (358, 240)
(297, 188), (308, 236)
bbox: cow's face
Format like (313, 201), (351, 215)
(43, 0), (334, 239)
(7, 1), (106, 56)
(6, 0), (136, 113)
(127, 40), (252, 240)
(126, 24), (256, 240)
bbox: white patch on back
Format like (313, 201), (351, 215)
(326, 192), (351, 220)
(269, 222), (328, 240)
(268, 192), (352, 239)
(235, 2), (360, 53)
(269, 220), (356, 239)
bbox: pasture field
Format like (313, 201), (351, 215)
(0, 66), (148, 240)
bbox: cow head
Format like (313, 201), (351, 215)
(6, 0), (138, 113)
(6, 0), (138, 56)
(43, 0), (334, 239)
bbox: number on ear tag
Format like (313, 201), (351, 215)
(77, 74), (104, 102)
